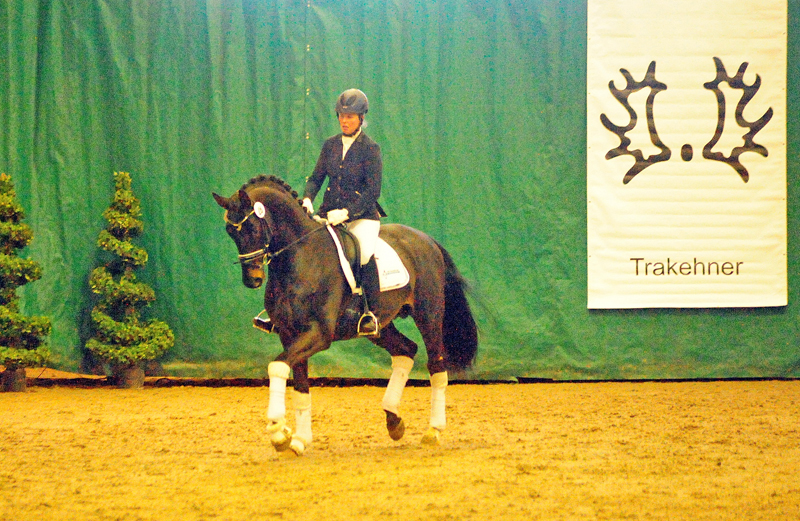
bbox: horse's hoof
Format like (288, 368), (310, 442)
(421, 427), (441, 446)
(279, 449), (300, 458)
(272, 432), (293, 452)
(288, 438), (306, 456)
(267, 420), (293, 452)
(388, 419), (405, 441)
(385, 411), (405, 441)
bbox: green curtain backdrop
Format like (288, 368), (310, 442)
(2, 0), (798, 379)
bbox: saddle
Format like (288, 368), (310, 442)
(253, 225), (409, 337)
(325, 225), (409, 294)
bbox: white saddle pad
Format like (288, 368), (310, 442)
(374, 238), (410, 291)
(326, 226), (410, 294)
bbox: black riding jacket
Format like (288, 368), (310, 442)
(304, 131), (382, 221)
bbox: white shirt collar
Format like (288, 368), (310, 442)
(341, 128), (362, 159)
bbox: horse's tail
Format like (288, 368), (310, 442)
(436, 242), (478, 372)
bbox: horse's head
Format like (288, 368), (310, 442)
(212, 188), (270, 289)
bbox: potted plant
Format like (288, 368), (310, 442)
(86, 172), (173, 388)
(0, 173), (51, 392)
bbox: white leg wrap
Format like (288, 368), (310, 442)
(429, 371), (448, 430)
(267, 361), (291, 421)
(293, 390), (312, 445)
(382, 356), (414, 414)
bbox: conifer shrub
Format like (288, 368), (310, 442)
(0, 173), (51, 391)
(86, 172), (173, 386)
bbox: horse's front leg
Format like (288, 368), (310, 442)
(266, 323), (330, 456)
(290, 361), (312, 455)
(266, 360), (294, 453)
(266, 359), (313, 456)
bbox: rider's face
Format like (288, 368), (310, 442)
(338, 113), (361, 136)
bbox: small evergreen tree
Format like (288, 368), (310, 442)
(0, 173), (51, 392)
(86, 172), (173, 387)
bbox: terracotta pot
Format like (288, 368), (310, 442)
(113, 365), (145, 389)
(1, 368), (27, 392)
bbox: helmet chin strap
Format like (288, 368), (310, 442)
(342, 118), (364, 137)
(342, 120), (363, 138)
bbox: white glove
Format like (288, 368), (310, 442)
(312, 215), (328, 224)
(326, 208), (349, 226)
(302, 198), (314, 215)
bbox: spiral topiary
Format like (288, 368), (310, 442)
(0, 173), (51, 392)
(86, 172), (173, 387)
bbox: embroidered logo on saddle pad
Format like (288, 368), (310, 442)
(374, 240), (410, 291)
(326, 226), (410, 294)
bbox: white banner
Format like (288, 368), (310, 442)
(587, 0), (787, 308)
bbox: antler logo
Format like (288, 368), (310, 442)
(601, 57), (773, 184)
(702, 57), (773, 182)
(601, 61), (671, 184)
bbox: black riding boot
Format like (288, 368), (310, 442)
(357, 255), (380, 337)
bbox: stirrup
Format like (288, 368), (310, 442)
(357, 311), (380, 337)
(253, 310), (276, 334)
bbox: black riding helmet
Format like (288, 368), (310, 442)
(335, 88), (369, 115)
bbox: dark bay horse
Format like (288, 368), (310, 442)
(212, 175), (477, 455)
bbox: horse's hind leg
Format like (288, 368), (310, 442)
(421, 371), (448, 446)
(412, 310), (448, 446)
(370, 322), (418, 441)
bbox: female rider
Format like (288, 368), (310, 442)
(302, 88), (384, 337)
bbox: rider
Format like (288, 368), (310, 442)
(302, 88), (384, 337)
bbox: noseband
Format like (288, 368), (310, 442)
(224, 209), (255, 231)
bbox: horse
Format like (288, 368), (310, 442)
(212, 175), (478, 455)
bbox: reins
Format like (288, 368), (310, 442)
(226, 207), (328, 267)
(264, 224), (328, 264)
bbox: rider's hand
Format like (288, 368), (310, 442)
(312, 215), (328, 224)
(326, 208), (349, 226)
(302, 198), (314, 215)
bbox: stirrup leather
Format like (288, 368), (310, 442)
(357, 311), (380, 337)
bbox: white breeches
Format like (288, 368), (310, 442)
(347, 218), (380, 265)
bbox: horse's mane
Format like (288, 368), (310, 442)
(240, 175), (304, 209)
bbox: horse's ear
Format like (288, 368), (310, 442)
(237, 189), (252, 208)
(212, 192), (230, 209)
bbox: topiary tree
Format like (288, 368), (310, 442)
(0, 173), (51, 392)
(86, 171), (174, 388)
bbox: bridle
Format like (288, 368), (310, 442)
(223, 208), (271, 266)
(224, 209), (254, 231)
(223, 205), (327, 267)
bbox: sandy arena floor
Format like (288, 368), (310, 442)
(2, 379), (799, 520)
